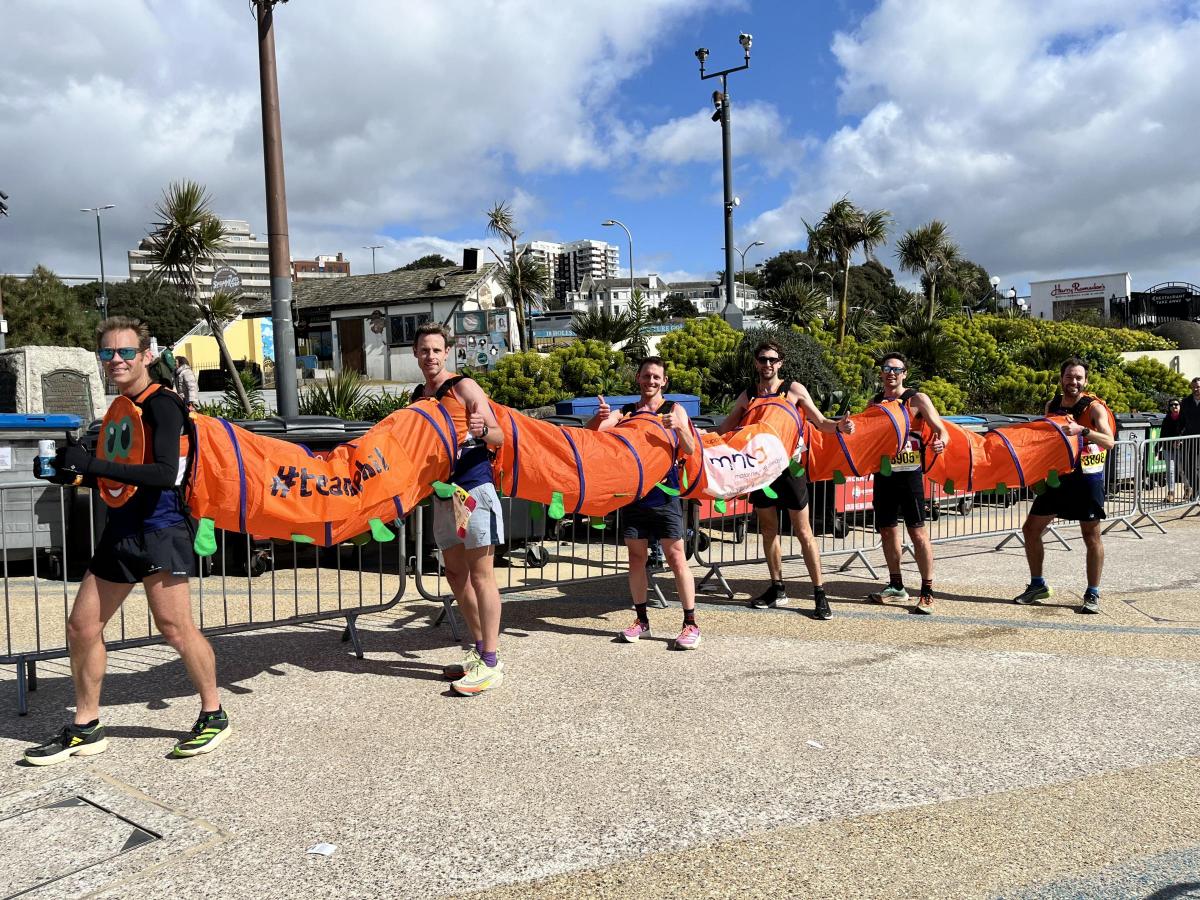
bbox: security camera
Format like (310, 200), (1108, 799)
(739, 33), (753, 52)
(695, 47), (709, 64)
(733, 197), (741, 207)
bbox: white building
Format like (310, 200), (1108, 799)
(1027, 272), (1132, 321)
(568, 274), (670, 316)
(515, 238), (620, 303)
(662, 280), (760, 315)
(129, 219), (350, 300)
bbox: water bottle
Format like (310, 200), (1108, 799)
(37, 439), (56, 479)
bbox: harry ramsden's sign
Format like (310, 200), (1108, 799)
(1050, 281), (1105, 298)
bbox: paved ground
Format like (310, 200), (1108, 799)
(1, 510), (1198, 898)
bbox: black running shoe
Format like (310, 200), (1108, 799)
(24, 723), (108, 766)
(750, 582), (788, 609)
(1080, 592), (1100, 615)
(171, 709), (231, 758)
(814, 592), (832, 620)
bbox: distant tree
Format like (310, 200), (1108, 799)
(486, 202), (547, 351)
(716, 268), (764, 289)
(844, 259), (900, 314)
(571, 308), (634, 345)
(759, 249), (824, 291)
(393, 253), (457, 272)
(940, 259), (994, 310)
(659, 292), (699, 320)
(143, 179), (252, 415)
(2, 266), (97, 348)
(895, 220), (960, 325)
(72, 279), (197, 344)
(624, 289), (652, 359)
(757, 278), (828, 329)
(806, 197), (892, 344)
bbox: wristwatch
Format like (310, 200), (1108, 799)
(480, 425), (489, 438)
(1080, 427), (1091, 438)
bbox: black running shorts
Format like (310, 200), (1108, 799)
(750, 472), (810, 510)
(872, 471), (925, 530)
(621, 500), (685, 541)
(89, 520), (198, 585)
(1029, 472), (1106, 522)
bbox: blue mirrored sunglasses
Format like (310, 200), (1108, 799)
(98, 347), (140, 362)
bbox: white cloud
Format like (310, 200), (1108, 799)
(0, 0), (724, 277)
(749, 0), (1200, 290)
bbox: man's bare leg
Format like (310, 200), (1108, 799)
(146, 573), (219, 712)
(67, 573), (134, 724)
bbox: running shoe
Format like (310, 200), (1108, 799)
(1013, 583), (1052, 605)
(674, 624), (702, 650)
(620, 620), (651, 642)
(867, 586), (909, 604)
(750, 582), (788, 609)
(23, 723), (108, 766)
(814, 593), (833, 620)
(451, 659), (504, 696)
(171, 709), (231, 758)
(1080, 592), (1101, 615)
(914, 593), (935, 615)
(442, 646), (482, 680)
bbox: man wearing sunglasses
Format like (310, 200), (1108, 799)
(24, 317), (228, 765)
(866, 352), (949, 614)
(717, 340), (854, 619)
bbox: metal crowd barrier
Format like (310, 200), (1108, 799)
(0, 480), (408, 715)
(6, 437), (1199, 714)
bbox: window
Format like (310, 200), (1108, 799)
(389, 312), (432, 345)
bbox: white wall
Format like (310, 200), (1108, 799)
(1120, 349), (1200, 384)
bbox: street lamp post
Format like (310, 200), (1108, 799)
(723, 240), (764, 309)
(601, 219), (634, 311)
(363, 244), (383, 275)
(1007, 286), (1017, 310)
(80, 205), (115, 320)
(796, 261), (814, 289)
(818, 270), (834, 309)
(696, 33), (753, 331)
(254, 0), (299, 417)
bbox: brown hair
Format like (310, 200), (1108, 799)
(413, 321), (452, 348)
(753, 340), (783, 358)
(97, 316), (151, 350)
(1060, 356), (1089, 376)
(876, 350), (908, 368)
(636, 355), (667, 374)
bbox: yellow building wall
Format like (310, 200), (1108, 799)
(173, 318), (267, 369)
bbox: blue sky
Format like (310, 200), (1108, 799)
(4, 0), (1200, 295)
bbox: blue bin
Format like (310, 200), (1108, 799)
(555, 394), (701, 418)
(0, 414), (83, 433)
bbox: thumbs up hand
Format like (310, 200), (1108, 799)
(596, 395), (610, 418)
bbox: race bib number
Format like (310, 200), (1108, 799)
(890, 438), (922, 473)
(1080, 443), (1107, 475)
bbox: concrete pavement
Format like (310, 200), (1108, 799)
(1, 511), (1198, 898)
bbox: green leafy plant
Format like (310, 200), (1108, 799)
(299, 369), (371, 419)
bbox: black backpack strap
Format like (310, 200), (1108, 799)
(410, 383), (425, 401)
(870, 391), (885, 404)
(619, 402), (637, 415)
(658, 400), (676, 416)
(434, 375), (468, 401)
(900, 388), (918, 403)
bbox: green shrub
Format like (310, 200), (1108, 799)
(473, 351), (564, 409)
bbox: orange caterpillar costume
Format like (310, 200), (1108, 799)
(182, 391), (1113, 552)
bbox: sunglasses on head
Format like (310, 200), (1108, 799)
(756, 356), (781, 364)
(97, 347), (140, 362)
(881, 365), (906, 374)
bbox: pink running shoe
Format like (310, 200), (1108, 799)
(674, 624), (702, 650)
(620, 620), (651, 642)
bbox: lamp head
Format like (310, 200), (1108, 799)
(695, 47), (709, 65)
(601, 220), (615, 227)
(990, 275), (1000, 287)
(739, 33), (753, 53)
(751, 240), (764, 249)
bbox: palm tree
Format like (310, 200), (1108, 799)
(571, 308), (634, 345)
(806, 197), (891, 345)
(145, 180), (253, 415)
(486, 202), (542, 351)
(757, 277), (828, 329)
(895, 220), (960, 325)
(623, 289), (652, 359)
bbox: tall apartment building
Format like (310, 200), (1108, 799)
(515, 238), (620, 304)
(128, 220), (350, 299)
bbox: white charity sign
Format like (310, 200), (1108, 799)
(701, 432), (801, 499)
